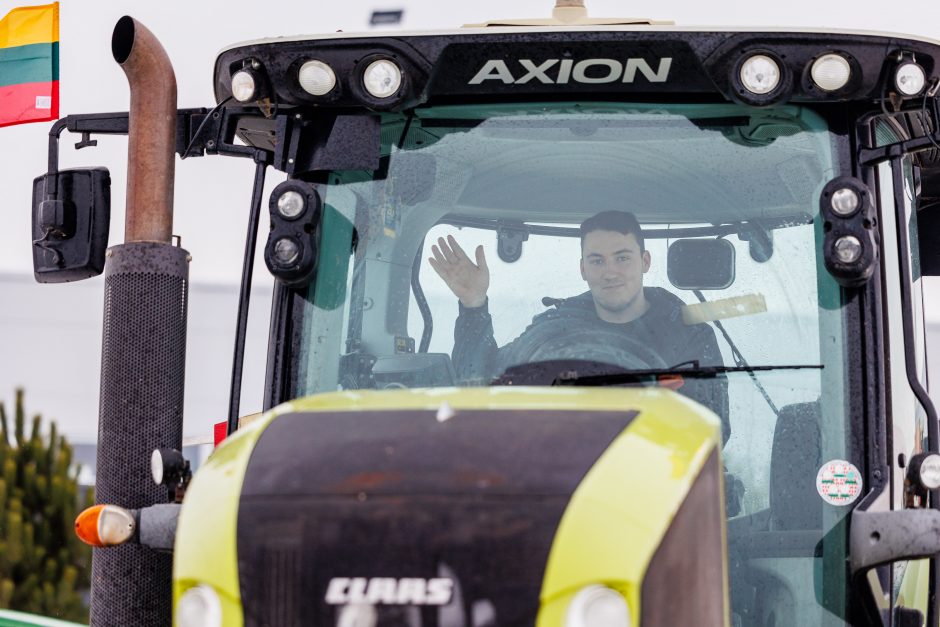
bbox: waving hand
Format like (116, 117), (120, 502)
(428, 235), (490, 308)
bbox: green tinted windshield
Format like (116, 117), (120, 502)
(295, 101), (854, 625)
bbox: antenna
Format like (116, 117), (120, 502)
(553, 0), (588, 22)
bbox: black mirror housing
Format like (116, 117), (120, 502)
(667, 239), (736, 290)
(31, 168), (111, 283)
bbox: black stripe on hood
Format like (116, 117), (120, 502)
(237, 407), (636, 626)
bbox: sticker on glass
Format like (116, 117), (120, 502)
(816, 459), (862, 506)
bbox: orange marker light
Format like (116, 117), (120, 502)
(75, 504), (136, 547)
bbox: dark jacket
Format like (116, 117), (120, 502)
(453, 287), (730, 443)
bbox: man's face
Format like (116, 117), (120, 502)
(580, 230), (651, 315)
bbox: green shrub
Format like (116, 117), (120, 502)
(0, 389), (92, 622)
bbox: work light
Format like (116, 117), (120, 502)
(231, 69), (258, 102)
(299, 60), (337, 96)
(811, 54), (851, 92)
(908, 452), (940, 495)
(920, 454), (940, 490)
(740, 54), (780, 95)
(895, 61), (927, 96)
(363, 58), (402, 98)
(151, 448), (188, 486)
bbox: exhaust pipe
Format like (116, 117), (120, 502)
(111, 16), (176, 243)
(91, 17), (188, 627)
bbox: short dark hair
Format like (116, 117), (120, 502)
(580, 211), (644, 251)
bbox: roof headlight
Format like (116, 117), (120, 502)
(565, 585), (631, 627)
(299, 60), (337, 96)
(363, 58), (402, 99)
(896, 61), (927, 96)
(231, 69), (258, 102)
(740, 54), (781, 95)
(177, 585), (223, 627)
(811, 54), (852, 92)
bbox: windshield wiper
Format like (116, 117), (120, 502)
(551, 363), (823, 387)
(491, 359), (822, 387)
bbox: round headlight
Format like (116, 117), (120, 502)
(811, 54), (851, 92)
(299, 60), (336, 96)
(363, 59), (402, 99)
(231, 70), (258, 102)
(272, 237), (301, 267)
(833, 235), (862, 264)
(740, 54), (781, 95)
(177, 585), (222, 627)
(919, 454), (940, 490)
(896, 62), (927, 96)
(277, 190), (306, 219)
(830, 187), (861, 217)
(565, 585), (631, 627)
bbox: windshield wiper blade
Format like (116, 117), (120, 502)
(551, 363), (823, 386)
(491, 359), (822, 387)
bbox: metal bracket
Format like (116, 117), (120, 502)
(75, 132), (97, 150)
(497, 222), (529, 263)
(45, 106), (270, 177)
(849, 508), (940, 574)
(859, 95), (940, 166)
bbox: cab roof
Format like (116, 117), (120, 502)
(214, 25), (940, 113)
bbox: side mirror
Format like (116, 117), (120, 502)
(31, 168), (111, 283)
(667, 239), (735, 290)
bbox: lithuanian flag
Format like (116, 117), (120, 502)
(0, 2), (58, 128)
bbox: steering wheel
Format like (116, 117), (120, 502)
(501, 316), (669, 372)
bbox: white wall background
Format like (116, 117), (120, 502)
(4, 0), (940, 443)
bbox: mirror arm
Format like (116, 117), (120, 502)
(41, 107), (267, 179)
(850, 508), (940, 574)
(859, 95), (940, 165)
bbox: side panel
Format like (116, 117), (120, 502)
(538, 393), (725, 626)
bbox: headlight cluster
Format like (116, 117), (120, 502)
(231, 55), (406, 107)
(820, 177), (878, 288)
(264, 180), (322, 287)
(733, 49), (929, 105)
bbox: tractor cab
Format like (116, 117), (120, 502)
(32, 3), (940, 626)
